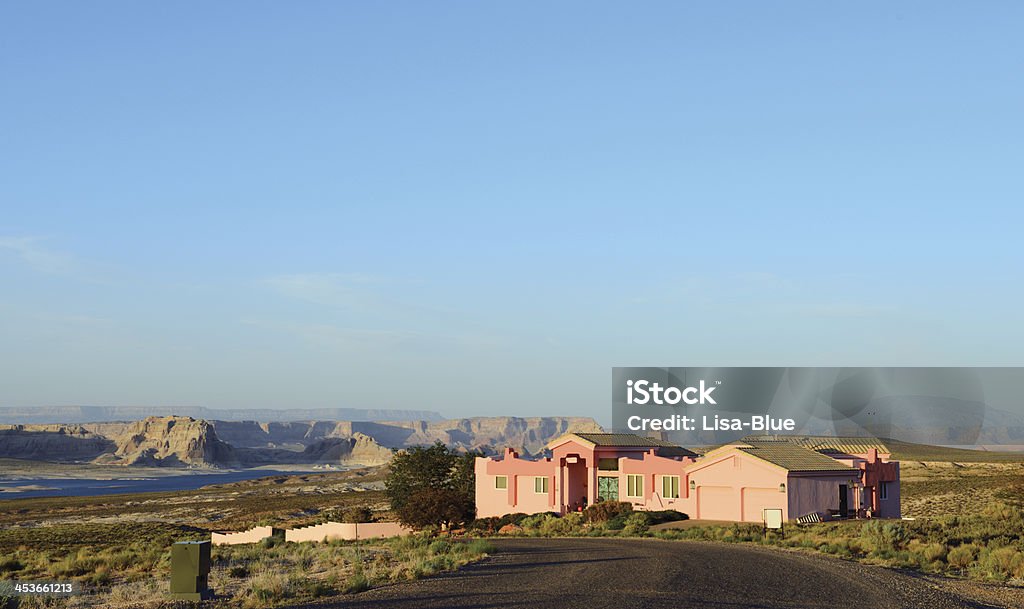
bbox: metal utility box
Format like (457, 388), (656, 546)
(170, 540), (212, 600)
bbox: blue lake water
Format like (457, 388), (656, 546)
(0, 469), (306, 499)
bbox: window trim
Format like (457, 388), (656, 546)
(626, 474), (644, 498)
(494, 475), (507, 490)
(534, 476), (549, 494)
(661, 475), (680, 499)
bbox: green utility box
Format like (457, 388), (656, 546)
(170, 540), (212, 600)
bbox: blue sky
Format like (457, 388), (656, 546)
(2, 2), (1022, 419)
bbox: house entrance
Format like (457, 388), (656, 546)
(597, 476), (619, 503)
(839, 484), (848, 516)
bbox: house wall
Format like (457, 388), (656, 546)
(787, 473), (852, 520)
(617, 450), (692, 512)
(475, 448), (558, 518)
(878, 470), (901, 518)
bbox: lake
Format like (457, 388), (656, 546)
(0, 469), (310, 499)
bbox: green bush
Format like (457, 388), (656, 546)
(861, 521), (910, 554)
(644, 510), (689, 525)
(622, 512), (650, 536)
(947, 544), (978, 571)
(584, 502), (633, 523)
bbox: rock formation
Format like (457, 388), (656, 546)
(0, 415), (604, 468)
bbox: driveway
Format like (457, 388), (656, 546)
(323, 537), (994, 609)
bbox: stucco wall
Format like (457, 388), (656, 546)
(876, 462), (901, 518)
(475, 451), (557, 518)
(212, 526), (277, 546)
(787, 473), (851, 520)
(284, 522), (412, 543)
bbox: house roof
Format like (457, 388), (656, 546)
(742, 435), (890, 456)
(731, 441), (858, 473)
(547, 432), (697, 457)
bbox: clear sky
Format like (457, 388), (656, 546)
(2, 2), (1022, 420)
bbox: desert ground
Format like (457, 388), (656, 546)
(0, 440), (1022, 608)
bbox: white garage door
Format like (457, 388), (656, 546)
(697, 486), (739, 521)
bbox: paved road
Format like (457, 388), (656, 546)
(331, 538), (994, 609)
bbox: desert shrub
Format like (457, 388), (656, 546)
(0, 558), (23, 573)
(230, 564), (250, 578)
(584, 501), (633, 523)
(295, 576), (336, 598)
(468, 512), (532, 533)
(980, 546), (1024, 580)
(245, 569), (292, 605)
(923, 542), (947, 563)
(947, 544), (978, 571)
(644, 510), (688, 525)
(622, 512), (651, 536)
(343, 572), (371, 594)
(861, 521), (910, 554)
(428, 539), (451, 555)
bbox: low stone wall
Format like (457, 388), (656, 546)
(284, 522), (412, 543)
(212, 526), (279, 546)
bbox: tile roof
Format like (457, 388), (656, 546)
(742, 435), (890, 456)
(734, 441), (858, 473)
(552, 433), (698, 457)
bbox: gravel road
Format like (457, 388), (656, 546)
(327, 537), (998, 609)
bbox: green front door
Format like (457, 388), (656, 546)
(597, 476), (619, 503)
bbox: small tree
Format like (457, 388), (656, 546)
(397, 488), (475, 529)
(342, 506), (374, 523)
(385, 441), (481, 529)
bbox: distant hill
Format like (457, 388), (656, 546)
(0, 406), (444, 425)
(884, 438), (1024, 463)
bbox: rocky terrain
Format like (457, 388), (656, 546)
(0, 415), (602, 468)
(0, 424), (115, 460)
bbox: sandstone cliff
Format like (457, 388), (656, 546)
(0, 424), (115, 460)
(0, 415), (604, 467)
(210, 416), (603, 456)
(94, 416), (238, 467)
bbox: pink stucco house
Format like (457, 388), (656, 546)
(475, 433), (900, 522)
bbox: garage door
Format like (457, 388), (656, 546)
(742, 487), (782, 523)
(696, 486), (739, 521)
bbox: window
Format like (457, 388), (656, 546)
(627, 474), (644, 498)
(879, 482), (888, 500)
(661, 475), (680, 499)
(534, 476), (549, 494)
(598, 458), (619, 471)
(494, 476), (507, 490)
